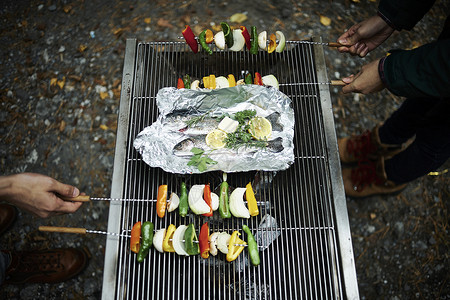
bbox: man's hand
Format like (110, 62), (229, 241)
(0, 173), (83, 218)
(337, 15), (394, 57)
(341, 58), (385, 94)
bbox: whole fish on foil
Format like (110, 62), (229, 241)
(133, 85), (295, 174)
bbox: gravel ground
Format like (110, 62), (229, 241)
(1, 0), (448, 299)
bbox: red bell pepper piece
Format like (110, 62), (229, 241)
(254, 72), (263, 85)
(240, 26), (251, 50)
(130, 221), (141, 253)
(182, 25), (198, 53)
(177, 78), (184, 89)
(199, 222), (210, 259)
(202, 183), (213, 217)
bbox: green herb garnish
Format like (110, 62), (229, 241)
(225, 110), (266, 149)
(187, 147), (217, 172)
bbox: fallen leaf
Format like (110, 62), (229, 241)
(350, 0), (360, 2)
(100, 91), (108, 100)
(370, 213), (377, 220)
(320, 15), (331, 26)
(157, 18), (174, 29)
(212, 24), (222, 32)
(78, 44), (88, 53)
(63, 5), (72, 13)
(144, 17), (151, 24)
(100, 124), (109, 130)
(50, 78), (58, 87)
(59, 120), (66, 132)
(57, 77), (66, 89)
(230, 13), (247, 23)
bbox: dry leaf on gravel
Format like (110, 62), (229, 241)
(319, 15), (331, 26)
(229, 13), (247, 23)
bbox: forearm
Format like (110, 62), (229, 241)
(0, 175), (18, 203)
(378, 0), (436, 31)
(381, 40), (450, 98)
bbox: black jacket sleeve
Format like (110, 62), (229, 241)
(378, 0), (436, 30)
(381, 39), (450, 98)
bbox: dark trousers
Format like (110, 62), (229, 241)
(378, 97), (450, 184)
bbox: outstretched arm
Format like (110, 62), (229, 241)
(0, 173), (83, 218)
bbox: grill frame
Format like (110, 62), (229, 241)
(102, 38), (359, 300)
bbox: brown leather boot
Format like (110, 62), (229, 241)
(0, 203), (16, 236)
(3, 248), (88, 284)
(342, 157), (407, 197)
(338, 124), (410, 163)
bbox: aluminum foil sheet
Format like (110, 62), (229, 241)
(134, 85), (295, 174)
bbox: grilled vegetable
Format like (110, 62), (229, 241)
(242, 225), (260, 266)
(167, 192), (180, 212)
(199, 222), (210, 259)
(130, 221), (141, 253)
(221, 22), (234, 48)
(240, 26), (251, 50)
(188, 184), (211, 215)
(137, 221), (154, 262)
(262, 74), (279, 89)
(275, 31), (286, 53)
(254, 72), (263, 85)
(173, 225), (189, 256)
(153, 228), (165, 253)
(229, 187), (250, 218)
(203, 183), (213, 217)
(211, 192), (219, 211)
(229, 29), (245, 51)
(182, 25), (198, 53)
(258, 31), (267, 50)
(184, 223), (200, 255)
(199, 30), (213, 55)
(215, 76), (229, 89)
(227, 74), (236, 87)
(226, 231), (247, 262)
(219, 181), (231, 218)
(156, 185), (168, 218)
(209, 74), (216, 89)
(191, 79), (200, 90)
(268, 33), (276, 53)
(245, 182), (259, 216)
(250, 26), (258, 54)
(244, 73), (252, 85)
(214, 31), (226, 50)
(209, 232), (220, 256)
(179, 182), (189, 217)
(183, 74), (191, 89)
(177, 78), (184, 89)
(163, 224), (176, 252)
(205, 29), (214, 43)
(217, 232), (231, 254)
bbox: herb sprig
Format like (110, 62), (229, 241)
(225, 109), (266, 149)
(187, 147), (217, 172)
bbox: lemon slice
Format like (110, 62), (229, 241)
(205, 129), (227, 149)
(248, 116), (272, 140)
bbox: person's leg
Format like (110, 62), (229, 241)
(0, 251), (11, 285)
(378, 97), (440, 145)
(384, 98), (450, 183)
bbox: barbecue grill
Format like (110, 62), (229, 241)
(102, 38), (359, 299)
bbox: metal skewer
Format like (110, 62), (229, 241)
(177, 36), (343, 47)
(39, 226), (250, 247)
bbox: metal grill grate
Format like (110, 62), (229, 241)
(102, 39), (359, 300)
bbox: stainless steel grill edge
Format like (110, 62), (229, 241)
(102, 38), (359, 300)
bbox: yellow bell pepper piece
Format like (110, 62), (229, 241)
(268, 33), (276, 53)
(203, 76), (210, 89)
(228, 74), (236, 87)
(226, 231), (246, 262)
(245, 182), (259, 216)
(163, 224), (176, 252)
(209, 74), (216, 89)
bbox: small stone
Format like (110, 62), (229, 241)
(48, 4), (57, 11)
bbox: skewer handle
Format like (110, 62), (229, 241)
(327, 42), (343, 47)
(59, 195), (91, 202)
(330, 80), (346, 86)
(39, 226), (87, 234)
